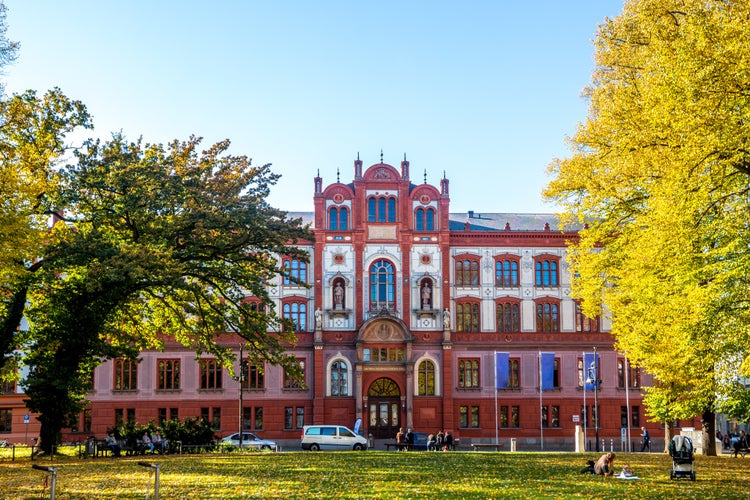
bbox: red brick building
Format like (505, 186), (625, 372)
(2, 156), (675, 450)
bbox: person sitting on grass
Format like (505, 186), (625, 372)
(594, 452), (616, 476)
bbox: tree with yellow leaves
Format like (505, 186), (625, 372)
(544, 0), (750, 455)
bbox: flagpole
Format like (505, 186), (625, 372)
(494, 352), (499, 445)
(583, 351), (587, 452)
(539, 351), (543, 451)
(625, 353), (631, 452)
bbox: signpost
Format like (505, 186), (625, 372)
(24, 414), (30, 445)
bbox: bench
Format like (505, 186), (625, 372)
(734, 447), (749, 458)
(471, 443), (504, 452)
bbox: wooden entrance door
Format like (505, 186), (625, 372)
(367, 378), (401, 439)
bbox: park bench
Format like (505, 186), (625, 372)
(471, 442), (504, 451)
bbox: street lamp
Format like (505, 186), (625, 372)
(585, 346), (600, 452)
(235, 344), (247, 449)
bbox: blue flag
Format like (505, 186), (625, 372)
(495, 352), (509, 389)
(540, 352), (555, 391)
(584, 352), (599, 391)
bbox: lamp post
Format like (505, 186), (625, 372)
(586, 346), (600, 452)
(237, 344), (245, 449)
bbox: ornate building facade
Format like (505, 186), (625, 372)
(2, 156), (670, 450)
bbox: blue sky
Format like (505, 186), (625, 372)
(4, 1), (624, 214)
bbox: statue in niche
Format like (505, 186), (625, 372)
(333, 281), (344, 309)
(421, 281), (432, 310)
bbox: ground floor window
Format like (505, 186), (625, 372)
(499, 406), (519, 428)
(542, 405), (560, 428)
(459, 406), (480, 428)
(0, 408), (11, 433)
(285, 407), (305, 429)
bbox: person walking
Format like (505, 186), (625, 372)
(640, 426), (651, 452)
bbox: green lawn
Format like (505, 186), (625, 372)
(0, 450), (746, 499)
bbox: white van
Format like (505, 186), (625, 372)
(301, 425), (368, 451)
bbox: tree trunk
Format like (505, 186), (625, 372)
(664, 420), (674, 453)
(701, 409), (716, 456)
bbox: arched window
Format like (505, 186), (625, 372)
(534, 258), (559, 287)
(329, 359), (349, 396)
(417, 360), (436, 395)
(496, 302), (520, 332)
(282, 301), (307, 332)
(455, 258), (480, 286)
(456, 301), (479, 332)
(283, 259), (307, 286)
(535, 301), (559, 332)
(329, 208), (338, 230)
(339, 207), (348, 230)
(495, 259), (519, 287)
(369, 260), (395, 310)
(414, 208), (436, 231)
(367, 196), (397, 223)
(575, 302), (600, 332)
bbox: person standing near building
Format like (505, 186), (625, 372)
(640, 427), (650, 452)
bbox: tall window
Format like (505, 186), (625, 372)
(329, 206), (349, 230)
(113, 358), (138, 391)
(201, 407), (221, 430)
(283, 359), (306, 390)
(1, 378), (16, 394)
(542, 406), (560, 428)
(458, 358), (480, 388)
(499, 406), (519, 428)
(415, 207), (435, 231)
(455, 258), (479, 286)
(418, 360), (436, 396)
(496, 302), (520, 332)
(632, 406), (640, 428)
(456, 302), (479, 332)
(459, 406), (480, 428)
(158, 408), (178, 426)
(535, 302), (559, 332)
(283, 259), (307, 286)
(0, 409), (11, 433)
(199, 359), (223, 390)
(535, 259), (559, 287)
(617, 359), (640, 388)
(330, 360), (348, 396)
(495, 259), (519, 287)
(509, 358), (520, 388)
(283, 301), (307, 332)
(575, 303), (600, 332)
(244, 364), (265, 390)
(367, 196), (396, 222)
(157, 359), (180, 390)
(369, 260), (395, 310)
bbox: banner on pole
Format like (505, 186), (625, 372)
(495, 352), (509, 389)
(540, 352), (555, 391)
(584, 352), (599, 390)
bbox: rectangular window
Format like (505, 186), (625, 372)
(620, 406), (628, 427)
(499, 405), (520, 428)
(82, 409), (92, 433)
(1, 378), (17, 394)
(296, 407), (305, 429)
(456, 302), (479, 332)
(243, 407), (252, 430)
(199, 359), (223, 390)
(113, 358), (138, 391)
(541, 406), (560, 428)
(618, 359), (641, 388)
(245, 364), (265, 389)
(157, 359), (180, 390)
(509, 358), (520, 388)
(115, 409), (123, 428)
(0, 408), (11, 433)
(458, 359), (480, 388)
(284, 407), (293, 430)
(255, 407), (264, 430)
(212, 407), (221, 430)
(127, 408), (136, 423)
(158, 408), (167, 427)
(283, 359), (306, 389)
(632, 406), (640, 428)
(553, 358), (560, 388)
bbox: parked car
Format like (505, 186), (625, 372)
(301, 425), (368, 451)
(220, 432), (277, 451)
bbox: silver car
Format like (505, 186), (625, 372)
(221, 432), (277, 451)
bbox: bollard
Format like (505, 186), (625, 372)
(32, 464), (57, 500)
(610, 439), (614, 452)
(138, 461), (161, 500)
(510, 438), (517, 452)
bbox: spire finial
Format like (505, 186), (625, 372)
(357, 152), (360, 161)
(336, 168), (340, 183)
(424, 168), (427, 184)
(404, 153), (407, 161)
(380, 149), (384, 164)
(317, 169), (320, 177)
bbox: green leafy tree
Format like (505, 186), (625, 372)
(23, 134), (311, 454)
(544, 0), (750, 455)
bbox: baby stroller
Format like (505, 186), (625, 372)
(668, 435), (695, 480)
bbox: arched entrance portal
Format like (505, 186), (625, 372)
(367, 378), (400, 439)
